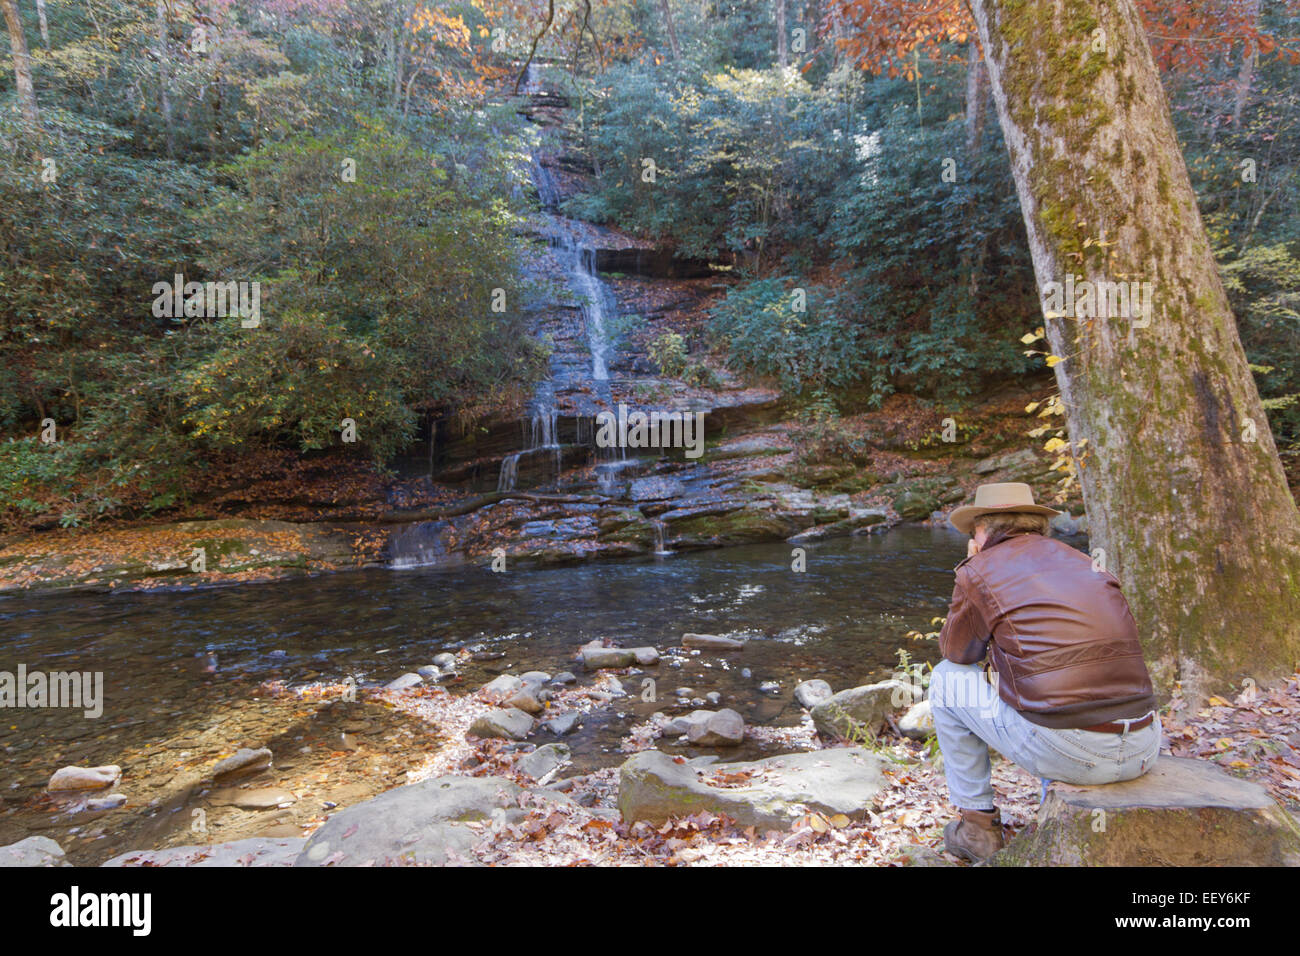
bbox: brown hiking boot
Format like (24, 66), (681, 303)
(943, 807), (1004, 862)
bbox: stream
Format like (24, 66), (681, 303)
(0, 526), (964, 861)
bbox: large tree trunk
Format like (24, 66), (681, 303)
(969, 0), (1300, 700)
(2, 0), (40, 127)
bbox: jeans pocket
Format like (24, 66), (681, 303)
(1026, 726), (1104, 781)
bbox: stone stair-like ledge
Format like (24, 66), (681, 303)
(991, 756), (1300, 866)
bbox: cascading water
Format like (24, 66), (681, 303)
(523, 72), (625, 472)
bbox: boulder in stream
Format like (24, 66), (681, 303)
(296, 775), (570, 866)
(468, 707), (535, 741)
(581, 646), (637, 670)
(811, 680), (919, 741)
(682, 633), (746, 651)
(794, 679), (833, 710)
(618, 748), (885, 830)
(685, 709), (745, 747)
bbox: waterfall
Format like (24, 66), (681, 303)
(498, 453), (520, 492)
(652, 518), (670, 556)
(516, 62), (626, 483)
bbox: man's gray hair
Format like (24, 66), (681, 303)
(972, 511), (1050, 537)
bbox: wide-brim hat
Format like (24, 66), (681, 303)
(948, 481), (1061, 534)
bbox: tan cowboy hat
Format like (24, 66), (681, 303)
(948, 482), (1061, 534)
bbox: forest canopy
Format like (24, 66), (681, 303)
(2, 0), (1298, 527)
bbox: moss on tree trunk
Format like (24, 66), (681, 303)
(969, 0), (1300, 700)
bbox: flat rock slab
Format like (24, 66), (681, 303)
(991, 756), (1300, 866)
(618, 747), (885, 831)
(103, 837), (305, 867)
(0, 836), (68, 867)
(295, 775), (569, 867)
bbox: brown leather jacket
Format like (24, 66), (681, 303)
(938, 530), (1157, 729)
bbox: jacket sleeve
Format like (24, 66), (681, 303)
(938, 566), (992, 664)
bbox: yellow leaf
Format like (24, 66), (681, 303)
(1045, 355), (1064, 367)
(1024, 401), (1041, 413)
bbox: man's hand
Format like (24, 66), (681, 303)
(967, 538), (980, 558)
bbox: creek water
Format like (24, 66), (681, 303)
(1, 528), (965, 847)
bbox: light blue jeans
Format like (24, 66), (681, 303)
(929, 659), (1161, 810)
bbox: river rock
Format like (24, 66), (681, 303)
(811, 680), (918, 741)
(794, 679), (834, 709)
(893, 489), (939, 522)
(898, 699), (934, 739)
(468, 707), (534, 741)
(433, 653), (458, 669)
(105, 837), (305, 868)
(505, 690), (544, 715)
(519, 743), (571, 781)
(543, 712), (580, 736)
(212, 748), (272, 781)
(991, 757), (1300, 866)
(0, 836), (68, 867)
(681, 633), (746, 651)
(631, 647), (660, 665)
(230, 788), (297, 811)
(686, 708), (745, 747)
(385, 673), (424, 691)
(84, 793), (128, 812)
(618, 747), (885, 830)
(551, 671), (577, 685)
(582, 646), (637, 670)
(48, 765), (121, 792)
(296, 775), (570, 867)
(519, 671), (551, 688)
(480, 674), (523, 699)
(417, 665), (442, 680)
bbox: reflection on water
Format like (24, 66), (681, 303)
(0, 526), (968, 856)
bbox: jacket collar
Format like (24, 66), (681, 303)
(954, 529), (1042, 569)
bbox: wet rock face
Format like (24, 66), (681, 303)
(991, 757), (1300, 867)
(617, 748), (886, 830)
(629, 476), (687, 502)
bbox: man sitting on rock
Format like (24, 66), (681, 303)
(930, 482), (1160, 862)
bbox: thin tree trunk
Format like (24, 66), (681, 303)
(969, 0), (1300, 700)
(2, 0), (40, 127)
(34, 0), (46, 49)
(154, 0), (174, 157)
(964, 41), (987, 153)
(659, 0), (680, 59)
(776, 0), (787, 67)
(1231, 0), (1260, 125)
